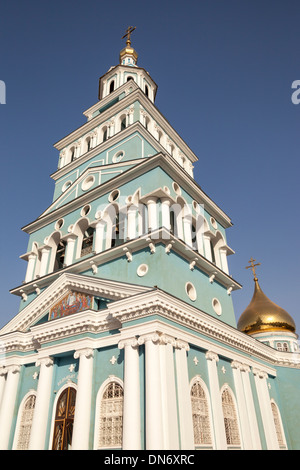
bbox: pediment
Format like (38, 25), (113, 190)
(41, 166), (103, 216)
(1, 273), (152, 334)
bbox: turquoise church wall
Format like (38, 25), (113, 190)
(275, 366), (300, 449)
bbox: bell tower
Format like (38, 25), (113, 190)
(98, 27), (157, 102)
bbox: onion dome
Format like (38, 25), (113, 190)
(237, 258), (296, 335)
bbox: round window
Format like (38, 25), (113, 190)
(109, 189), (120, 202)
(112, 150), (125, 163)
(185, 282), (197, 301)
(55, 219), (64, 230)
(62, 180), (72, 193)
(81, 175), (95, 191)
(137, 264), (148, 277)
(81, 205), (91, 217)
(172, 182), (181, 195)
(212, 298), (222, 316)
(210, 217), (218, 229)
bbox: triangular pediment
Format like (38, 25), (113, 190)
(1, 273), (153, 334)
(42, 166), (103, 215)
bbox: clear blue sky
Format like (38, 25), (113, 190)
(0, 0), (299, 336)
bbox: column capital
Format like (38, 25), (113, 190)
(118, 337), (139, 350)
(160, 333), (177, 347)
(231, 360), (243, 370)
(205, 350), (219, 362)
(36, 357), (54, 368)
(252, 368), (268, 379)
(175, 339), (189, 351)
(7, 364), (21, 374)
(138, 332), (161, 345)
(74, 348), (94, 360)
(0, 367), (7, 377)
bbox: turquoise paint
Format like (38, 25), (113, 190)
(187, 345), (209, 386)
(275, 366), (300, 449)
(80, 244), (236, 327)
(8, 363), (37, 448)
(90, 346), (124, 448)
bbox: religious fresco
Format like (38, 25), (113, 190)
(49, 290), (93, 320)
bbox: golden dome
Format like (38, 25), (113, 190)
(237, 277), (296, 335)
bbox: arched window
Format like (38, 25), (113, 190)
(210, 240), (216, 264)
(70, 147), (75, 162)
(191, 381), (213, 447)
(111, 211), (122, 247)
(54, 240), (67, 271)
(277, 342), (289, 352)
(52, 387), (76, 450)
(126, 76), (134, 82)
(109, 80), (115, 93)
(84, 136), (91, 153)
(145, 84), (149, 97)
(15, 394), (36, 450)
(221, 387), (241, 447)
(98, 381), (124, 449)
(81, 227), (94, 257)
(271, 402), (287, 449)
(121, 117), (126, 131)
(102, 127), (108, 142)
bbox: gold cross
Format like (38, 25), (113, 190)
(122, 26), (136, 46)
(245, 257), (261, 280)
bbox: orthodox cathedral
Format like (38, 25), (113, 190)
(1, 28), (299, 450)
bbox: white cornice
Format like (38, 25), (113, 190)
(23, 152), (232, 235)
(11, 228), (241, 303)
(53, 86), (198, 163)
(1, 287), (299, 371)
(4, 272), (153, 335)
(50, 121), (161, 181)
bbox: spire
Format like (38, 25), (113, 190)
(119, 26), (138, 66)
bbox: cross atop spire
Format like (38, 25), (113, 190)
(122, 26), (136, 46)
(245, 257), (261, 281)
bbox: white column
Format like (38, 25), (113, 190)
(203, 235), (212, 262)
(72, 348), (94, 450)
(128, 107), (134, 125)
(127, 205), (137, 240)
(64, 235), (77, 267)
(175, 340), (194, 449)
(219, 249), (229, 274)
(160, 335), (179, 449)
(139, 333), (163, 450)
(0, 365), (21, 450)
(231, 361), (252, 449)
(240, 365), (261, 449)
(253, 368), (279, 450)
(25, 253), (36, 283)
(29, 357), (54, 450)
(0, 368), (7, 410)
(183, 216), (193, 247)
(94, 219), (106, 254)
(146, 197), (158, 232)
(39, 247), (51, 277)
(119, 338), (141, 450)
(161, 198), (171, 231)
(75, 141), (81, 159)
(205, 351), (227, 449)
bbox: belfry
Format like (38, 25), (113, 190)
(1, 30), (299, 450)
